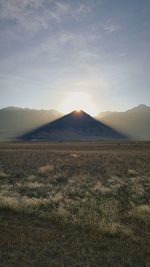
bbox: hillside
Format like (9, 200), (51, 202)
(0, 107), (63, 140)
(97, 104), (150, 140)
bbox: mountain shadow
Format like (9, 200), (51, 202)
(19, 110), (128, 141)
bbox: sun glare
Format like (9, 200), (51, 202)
(59, 92), (98, 116)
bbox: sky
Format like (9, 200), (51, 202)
(0, 0), (150, 115)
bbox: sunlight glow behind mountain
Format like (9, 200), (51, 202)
(59, 92), (98, 116)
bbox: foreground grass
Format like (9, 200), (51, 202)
(0, 142), (150, 266)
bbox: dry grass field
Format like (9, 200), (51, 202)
(0, 141), (150, 267)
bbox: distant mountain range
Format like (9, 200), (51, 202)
(96, 104), (150, 140)
(0, 107), (63, 140)
(0, 104), (149, 140)
(20, 110), (126, 141)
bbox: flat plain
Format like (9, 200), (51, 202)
(0, 141), (150, 267)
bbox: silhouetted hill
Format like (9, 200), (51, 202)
(20, 110), (126, 141)
(0, 107), (63, 140)
(97, 104), (150, 140)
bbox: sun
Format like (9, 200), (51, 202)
(59, 92), (98, 116)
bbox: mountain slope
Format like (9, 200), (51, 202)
(127, 104), (150, 113)
(97, 104), (150, 140)
(0, 107), (63, 140)
(20, 110), (127, 141)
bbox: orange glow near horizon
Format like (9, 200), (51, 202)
(59, 92), (98, 116)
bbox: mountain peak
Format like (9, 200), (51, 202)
(70, 110), (87, 116)
(127, 104), (150, 113)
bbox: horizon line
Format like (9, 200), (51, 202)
(0, 103), (149, 116)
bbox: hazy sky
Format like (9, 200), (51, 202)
(0, 0), (150, 114)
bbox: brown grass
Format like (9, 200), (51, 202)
(0, 141), (149, 267)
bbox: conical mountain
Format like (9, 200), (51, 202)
(20, 110), (127, 140)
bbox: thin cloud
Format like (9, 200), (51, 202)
(0, 0), (91, 33)
(1, 27), (101, 70)
(103, 20), (121, 33)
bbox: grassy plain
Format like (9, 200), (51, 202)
(0, 141), (150, 267)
